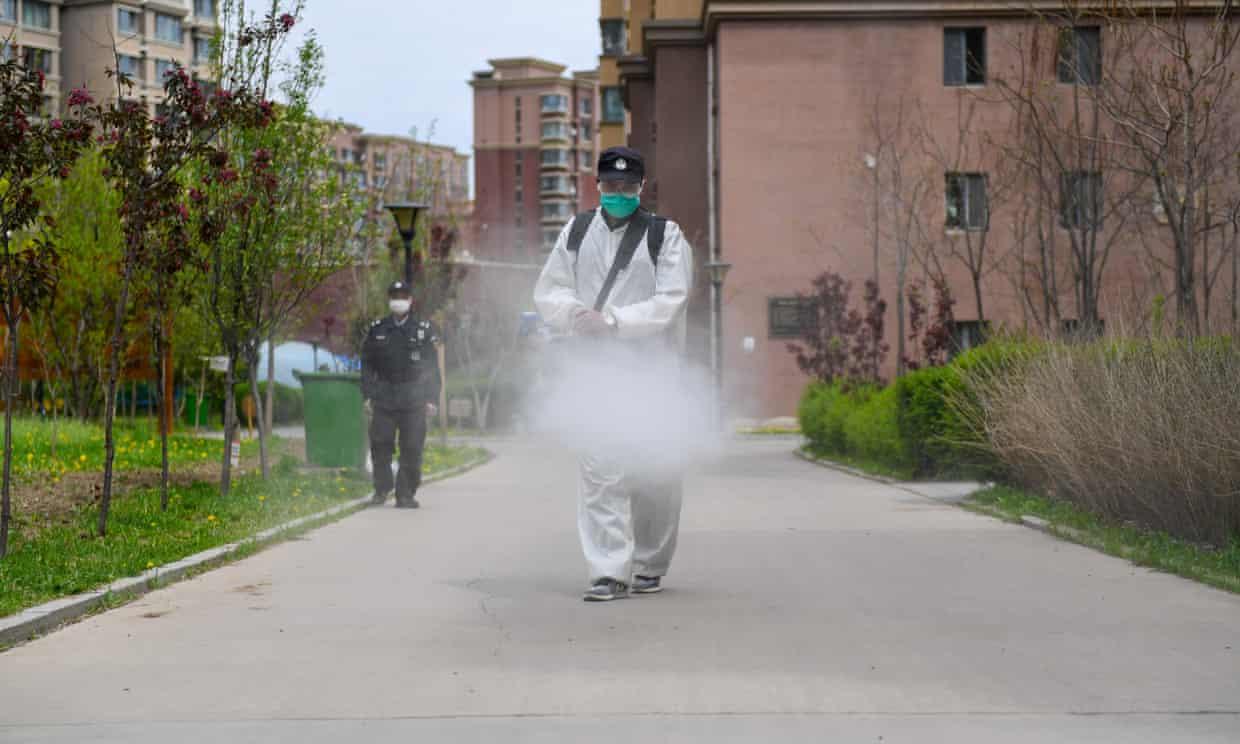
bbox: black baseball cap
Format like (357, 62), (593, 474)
(597, 146), (644, 183)
(387, 280), (412, 297)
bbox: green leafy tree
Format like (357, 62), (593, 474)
(195, 1), (357, 488)
(29, 149), (126, 426)
(0, 60), (94, 558)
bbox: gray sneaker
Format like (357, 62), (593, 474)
(632, 575), (663, 594)
(583, 578), (629, 602)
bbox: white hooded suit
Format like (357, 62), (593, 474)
(533, 207), (694, 583)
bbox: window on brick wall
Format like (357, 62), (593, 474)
(949, 320), (990, 356)
(601, 19), (626, 56)
(118, 8), (142, 35)
(945, 173), (988, 231)
(22, 47), (52, 75)
(601, 87), (623, 123)
(23, 1), (51, 29)
(1058, 26), (1101, 85)
(1060, 170), (1103, 229)
(155, 59), (176, 81)
(118, 54), (143, 80)
(155, 13), (183, 45)
(944, 27), (986, 86)
(0, 0), (15, 23)
(195, 37), (212, 64)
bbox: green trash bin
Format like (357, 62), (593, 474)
(295, 372), (366, 470)
(183, 393), (217, 428)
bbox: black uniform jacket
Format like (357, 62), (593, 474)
(361, 315), (442, 410)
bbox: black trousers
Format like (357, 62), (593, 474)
(369, 404), (428, 500)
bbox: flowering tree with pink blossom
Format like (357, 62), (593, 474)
(0, 61), (94, 557)
(88, 20), (287, 535)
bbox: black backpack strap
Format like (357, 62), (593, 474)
(593, 210), (651, 311)
(647, 216), (667, 267)
(565, 210), (595, 254)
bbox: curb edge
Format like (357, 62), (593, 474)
(0, 449), (494, 649)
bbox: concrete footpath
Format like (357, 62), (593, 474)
(0, 439), (1237, 742)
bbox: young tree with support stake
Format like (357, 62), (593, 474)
(196, 1), (357, 489)
(91, 37), (280, 536)
(0, 60), (94, 558)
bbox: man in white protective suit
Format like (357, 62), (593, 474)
(533, 146), (694, 602)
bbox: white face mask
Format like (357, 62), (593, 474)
(389, 299), (412, 316)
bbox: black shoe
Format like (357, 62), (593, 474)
(583, 578), (629, 602)
(395, 497), (420, 509)
(370, 491), (390, 506)
(632, 575), (663, 594)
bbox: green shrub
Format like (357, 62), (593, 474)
(233, 381), (304, 425)
(844, 385), (912, 472)
(798, 382), (851, 455)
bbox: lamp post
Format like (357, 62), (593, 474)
(705, 260), (732, 431)
(383, 202), (428, 285)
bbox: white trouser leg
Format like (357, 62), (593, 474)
(632, 470), (683, 579)
(578, 454), (633, 583)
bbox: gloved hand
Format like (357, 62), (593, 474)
(426, 402), (438, 417)
(363, 399), (373, 416)
(572, 309), (611, 337)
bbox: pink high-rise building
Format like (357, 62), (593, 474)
(470, 58), (600, 261)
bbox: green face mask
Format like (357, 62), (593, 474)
(600, 193), (641, 219)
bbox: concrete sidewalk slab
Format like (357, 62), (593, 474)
(0, 439), (1237, 742)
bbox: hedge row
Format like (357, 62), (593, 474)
(798, 339), (1042, 479)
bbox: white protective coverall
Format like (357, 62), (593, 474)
(533, 207), (694, 584)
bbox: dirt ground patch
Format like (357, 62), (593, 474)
(12, 450), (283, 528)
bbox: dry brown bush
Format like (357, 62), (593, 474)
(966, 339), (1240, 546)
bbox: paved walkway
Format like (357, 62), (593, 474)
(1, 439), (1238, 742)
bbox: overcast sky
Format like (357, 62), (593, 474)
(291, 0), (600, 158)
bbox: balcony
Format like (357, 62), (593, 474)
(541, 199), (574, 226)
(540, 94), (569, 117)
(540, 175), (575, 197)
(539, 148), (571, 172)
(541, 121), (572, 144)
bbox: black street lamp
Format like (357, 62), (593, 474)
(383, 202), (428, 285)
(705, 260), (732, 431)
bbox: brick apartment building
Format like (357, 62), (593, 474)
(603, 0), (1238, 419)
(1, 0), (219, 115)
(470, 58), (600, 260)
(327, 123), (471, 219)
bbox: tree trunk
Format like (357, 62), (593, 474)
(1232, 222), (1238, 335)
(247, 348), (270, 480)
(99, 263), (135, 538)
(1, 318), (18, 559)
(264, 335), (275, 437)
(48, 382), (58, 461)
(155, 312), (170, 511)
(220, 352), (237, 497)
(972, 270), (985, 324)
(195, 361), (207, 437)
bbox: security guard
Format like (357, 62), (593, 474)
(362, 280), (441, 508)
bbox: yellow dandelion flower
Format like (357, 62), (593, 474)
(258, 495), (266, 502)
(146, 561), (155, 569)
(207, 514), (217, 522)
(79, 454), (87, 463)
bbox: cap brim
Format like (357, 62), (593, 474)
(598, 172), (642, 183)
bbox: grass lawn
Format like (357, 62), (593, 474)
(0, 429), (489, 618)
(800, 446), (915, 482)
(968, 485), (1240, 594)
(10, 418), (258, 481)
